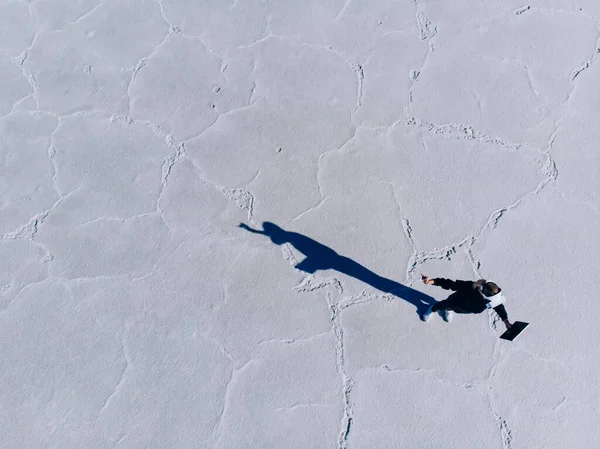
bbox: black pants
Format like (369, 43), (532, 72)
(431, 296), (469, 314)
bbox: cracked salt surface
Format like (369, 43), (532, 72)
(1, 1), (600, 448)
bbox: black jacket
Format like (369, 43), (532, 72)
(433, 278), (508, 320)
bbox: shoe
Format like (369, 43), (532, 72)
(421, 305), (435, 322)
(441, 310), (454, 323)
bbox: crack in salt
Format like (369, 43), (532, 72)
(99, 336), (131, 415)
(54, 2), (108, 33)
(275, 403), (330, 411)
(337, 291), (392, 312)
(0, 193), (67, 242)
(156, 140), (186, 234)
(290, 196), (327, 224)
(221, 187), (256, 224)
(416, 11), (437, 40)
(328, 297), (354, 449)
(257, 332), (331, 348)
(407, 117), (529, 153)
(155, 0), (174, 29)
(353, 63), (364, 114)
(294, 276), (343, 294)
(485, 388), (515, 449)
(569, 15), (600, 81)
(514, 5), (531, 15)
(333, 0), (352, 23)
(125, 28), (174, 117)
(288, 266), (355, 448)
(210, 359), (256, 445)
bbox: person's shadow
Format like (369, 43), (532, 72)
(239, 222), (436, 317)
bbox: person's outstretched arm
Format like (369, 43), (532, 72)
(493, 304), (512, 329)
(421, 274), (472, 291)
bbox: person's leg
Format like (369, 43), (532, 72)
(431, 298), (457, 312)
(422, 295), (461, 322)
(422, 298), (453, 321)
(421, 302), (437, 321)
(431, 297), (461, 322)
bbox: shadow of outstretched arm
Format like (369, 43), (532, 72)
(238, 223), (264, 235)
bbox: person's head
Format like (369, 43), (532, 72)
(474, 279), (501, 297)
(482, 282), (500, 297)
(262, 221), (286, 244)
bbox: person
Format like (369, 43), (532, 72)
(420, 274), (512, 330)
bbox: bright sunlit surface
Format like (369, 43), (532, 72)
(2, 1), (600, 448)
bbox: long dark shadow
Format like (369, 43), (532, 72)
(239, 221), (436, 316)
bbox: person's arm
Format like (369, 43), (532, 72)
(493, 304), (512, 329)
(423, 275), (472, 291)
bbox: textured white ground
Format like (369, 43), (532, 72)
(2, 1), (600, 448)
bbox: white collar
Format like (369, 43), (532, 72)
(483, 290), (506, 308)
